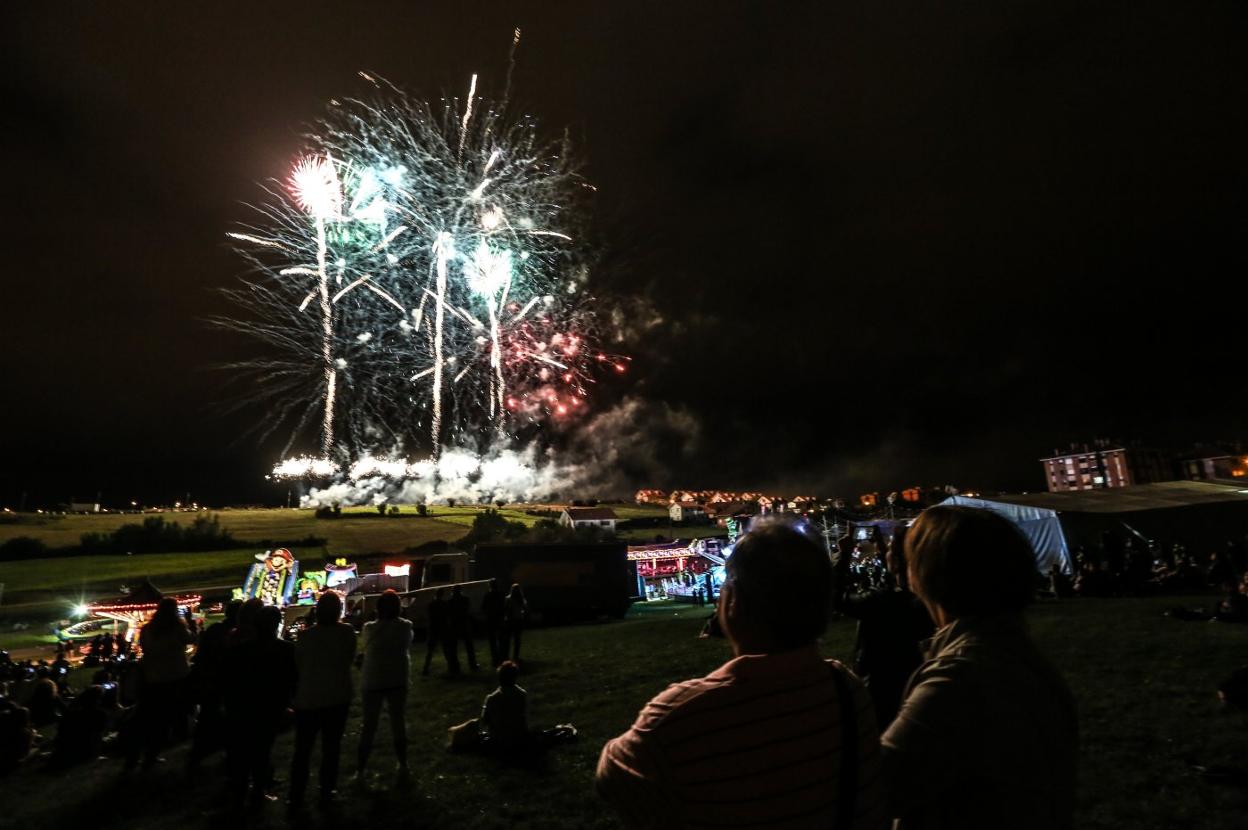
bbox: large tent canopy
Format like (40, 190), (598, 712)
(939, 496), (1073, 575)
(992, 481), (1248, 557)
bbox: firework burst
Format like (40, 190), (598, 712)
(220, 73), (627, 475)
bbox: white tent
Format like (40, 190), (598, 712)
(939, 496), (1073, 575)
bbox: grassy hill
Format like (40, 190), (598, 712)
(0, 504), (692, 623)
(0, 503), (675, 550)
(2, 596), (1244, 829)
(1, 506), (499, 552)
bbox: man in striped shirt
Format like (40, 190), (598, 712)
(597, 521), (886, 829)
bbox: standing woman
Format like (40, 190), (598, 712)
(882, 506), (1077, 829)
(129, 597), (194, 769)
(500, 584), (528, 663)
(289, 592), (356, 807)
(357, 589), (413, 781)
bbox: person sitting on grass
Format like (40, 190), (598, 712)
(0, 697), (34, 775)
(446, 660), (576, 759)
(480, 660), (528, 753)
(881, 505), (1077, 830)
(51, 684), (110, 768)
(26, 677), (64, 730)
(1215, 577), (1248, 623)
(597, 520), (886, 829)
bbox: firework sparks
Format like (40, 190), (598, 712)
(220, 75), (627, 477)
(270, 456), (339, 479)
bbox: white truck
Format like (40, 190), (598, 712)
(280, 552), (488, 632)
(398, 552), (492, 629)
(285, 543), (635, 633)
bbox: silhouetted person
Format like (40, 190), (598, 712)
(499, 583), (528, 663)
(224, 603), (296, 809)
(26, 678), (63, 729)
(480, 660), (528, 755)
(1208, 551), (1235, 589)
(52, 685), (109, 767)
(883, 506), (1077, 829)
(101, 632), (115, 660)
(51, 654), (71, 694)
(423, 588), (452, 675)
(357, 590), (413, 781)
(127, 597), (193, 769)
(0, 698), (34, 774)
(448, 584), (479, 671)
(598, 521), (886, 828)
(86, 635), (102, 667)
(1228, 539), (1248, 578)
(833, 526), (935, 728)
(188, 600), (240, 766)
(481, 580), (505, 666)
(290, 591), (357, 808)
(1216, 578), (1248, 623)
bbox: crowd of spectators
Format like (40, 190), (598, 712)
(1068, 532), (1248, 602)
(2, 509), (1243, 826)
(842, 523), (1248, 624)
(0, 579), (541, 817)
(599, 509), (1078, 828)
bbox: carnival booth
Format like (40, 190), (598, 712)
(628, 538), (727, 602)
(236, 551), (415, 634)
(240, 547), (302, 606)
(84, 578), (202, 648)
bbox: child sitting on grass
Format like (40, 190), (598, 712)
(480, 661), (528, 753)
(447, 661), (575, 760)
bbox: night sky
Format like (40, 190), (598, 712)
(4, 1), (1247, 507)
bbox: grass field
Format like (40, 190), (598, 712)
(0, 507), (482, 553)
(0, 549), (290, 597)
(3, 596), (1245, 829)
(0, 503), (672, 552)
(0, 505), (682, 631)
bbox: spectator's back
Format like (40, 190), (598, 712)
(602, 651), (882, 828)
(598, 521), (886, 829)
(884, 617), (1076, 829)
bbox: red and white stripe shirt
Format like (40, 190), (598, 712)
(597, 646), (886, 829)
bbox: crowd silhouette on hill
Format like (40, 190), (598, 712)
(2, 513), (1248, 827)
(0, 577), (536, 815)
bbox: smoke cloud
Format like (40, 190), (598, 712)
(302, 396), (699, 506)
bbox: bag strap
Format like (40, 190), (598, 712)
(829, 661), (859, 829)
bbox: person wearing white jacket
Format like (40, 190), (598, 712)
(356, 589), (413, 780)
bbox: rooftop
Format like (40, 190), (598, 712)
(563, 506), (618, 521)
(993, 481), (1248, 513)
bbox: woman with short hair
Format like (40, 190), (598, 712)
(882, 505), (1078, 829)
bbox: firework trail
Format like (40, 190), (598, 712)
(290, 155), (341, 456)
(220, 73), (628, 479)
